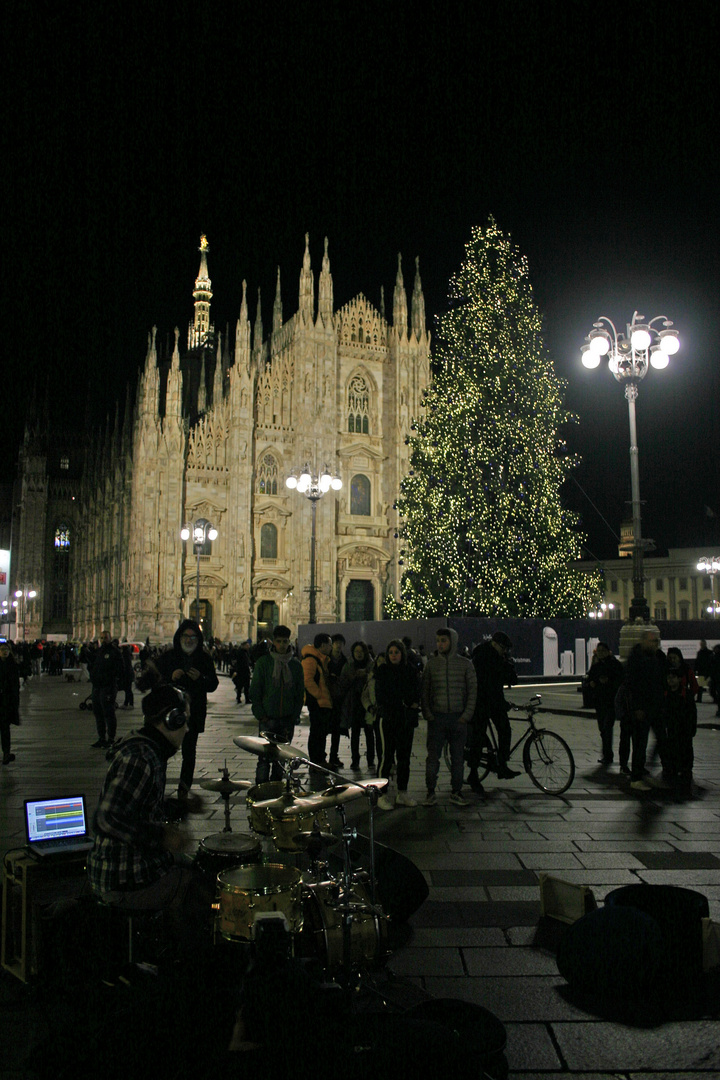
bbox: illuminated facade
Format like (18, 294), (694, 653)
(11, 236), (430, 642)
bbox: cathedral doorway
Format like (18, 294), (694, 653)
(190, 599), (213, 640)
(257, 600), (279, 640)
(345, 580), (374, 622)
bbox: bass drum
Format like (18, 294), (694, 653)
(215, 863), (304, 942)
(299, 880), (388, 974)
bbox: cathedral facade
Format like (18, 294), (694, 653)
(10, 236), (430, 643)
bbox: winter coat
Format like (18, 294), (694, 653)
(250, 651), (305, 723)
(0, 654), (21, 725)
(154, 619), (219, 733)
(338, 657), (373, 728)
(375, 660), (421, 727)
(301, 645), (332, 709)
(421, 628), (477, 723)
(472, 640), (516, 720)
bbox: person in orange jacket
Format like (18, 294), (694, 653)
(301, 632), (333, 768)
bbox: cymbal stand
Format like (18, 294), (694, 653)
(334, 802), (358, 982)
(217, 761), (233, 832)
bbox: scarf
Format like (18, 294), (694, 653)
(271, 650), (294, 688)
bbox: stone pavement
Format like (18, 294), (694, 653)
(1, 671), (719, 1076)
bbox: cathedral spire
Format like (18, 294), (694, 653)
(213, 331), (224, 406)
(197, 353), (207, 414)
(298, 232), (314, 322)
(235, 279), (251, 373)
(380, 285), (386, 322)
(139, 326), (160, 415)
(393, 253), (408, 337)
(253, 287), (264, 357)
(411, 255), (426, 339)
(165, 327), (183, 419)
(318, 236), (333, 324)
(188, 234), (214, 350)
(273, 266), (283, 336)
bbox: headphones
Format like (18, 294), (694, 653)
(147, 686), (189, 731)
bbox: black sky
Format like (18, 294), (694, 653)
(5, 0), (719, 562)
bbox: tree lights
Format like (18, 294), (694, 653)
(581, 311), (679, 622)
(389, 219), (599, 618)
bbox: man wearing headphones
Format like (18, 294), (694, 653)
(87, 685), (204, 913)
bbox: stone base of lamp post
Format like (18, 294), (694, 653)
(618, 617), (661, 661)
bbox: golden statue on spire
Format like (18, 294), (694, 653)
(199, 234), (209, 252)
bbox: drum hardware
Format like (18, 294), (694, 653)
(199, 762), (251, 832)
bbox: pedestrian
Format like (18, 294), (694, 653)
(694, 639), (712, 703)
(586, 642), (625, 765)
(326, 634), (348, 770)
(625, 630), (669, 792)
(230, 641), (252, 704)
(422, 628), (477, 807)
(301, 633), (334, 777)
(338, 641), (375, 771)
(120, 642), (136, 708)
(469, 631), (518, 788)
(154, 619), (219, 797)
(666, 647), (699, 700)
(375, 640), (422, 810)
(663, 667), (698, 799)
(88, 630), (124, 748)
(249, 626), (305, 785)
(0, 641), (20, 764)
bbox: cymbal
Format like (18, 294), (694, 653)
(199, 778), (252, 794)
(250, 792), (302, 817)
(233, 734), (306, 760)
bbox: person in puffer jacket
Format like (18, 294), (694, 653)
(421, 627), (477, 806)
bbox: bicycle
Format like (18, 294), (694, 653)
(443, 694), (576, 796)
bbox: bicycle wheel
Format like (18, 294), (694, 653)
(523, 729), (575, 795)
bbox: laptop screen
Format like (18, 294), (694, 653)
(25, 795), (89, 845)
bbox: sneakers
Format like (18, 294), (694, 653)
(91, 738), (107, 748)
(377, 794), (396, 811)
(619, 763), (631, 775)
(424, 791), (437, 806)
(450, 791), (469, 806)
(329, 758), (344, 770)
(396, 791), (417, 807)
(630, 779), (652, 792)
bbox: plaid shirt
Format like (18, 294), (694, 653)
(87, 728), (174, 896)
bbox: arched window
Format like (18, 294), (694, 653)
(54, 524), (71, 549)
(350, 474), (371, 516)
(256, 452), (279, 495)
(347, 375), (370, 435)
(260, 522), (278, 559)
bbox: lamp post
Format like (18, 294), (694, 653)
(180, 518), (218, 630)
(1, 600), (10, 639)
(581, 311), (680, 625)
(697, 556), (720, 619)
(588, 601), (615, 620)
(286, 463), (342, 624)
(13, 587), (38, 641)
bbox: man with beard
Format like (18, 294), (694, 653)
(155, 619), (219, 797)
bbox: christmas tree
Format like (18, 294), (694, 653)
(390, 219), (599, 617)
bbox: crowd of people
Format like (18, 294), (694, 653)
(586, 634), (720, 798)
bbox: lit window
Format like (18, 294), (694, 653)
(60, 456), (69, 470)
(54, 524), (71, 549)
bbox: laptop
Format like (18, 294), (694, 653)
(24, 795), (94, 859)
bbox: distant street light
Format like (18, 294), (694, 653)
(697, 556), (720, 619)
(581, 311), (680, 624)
(180, 518), (218, 630)
(286, 463), (342, 624)
(588, 601), (614, 620)
(13, 586), (38, 641)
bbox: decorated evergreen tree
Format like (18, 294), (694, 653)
(390, 219), (599, 617)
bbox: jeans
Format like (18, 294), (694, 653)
(255, 716), (295, 785)
(425, 712), (466, 794)
(92, 685), (117, 742)
(179, 729), (199, 793)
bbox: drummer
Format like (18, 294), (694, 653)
(249, 626), (305, 785)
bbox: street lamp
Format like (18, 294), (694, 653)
(180, 518), (218, 630)
(286, 463), (342, 624)
(697, 556), (720, 619)
(13, 587), (38, 641)
(581, 311), (680, 624)
(588, 601), (614, 620)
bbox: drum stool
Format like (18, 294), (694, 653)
(96, 899), (168, 965)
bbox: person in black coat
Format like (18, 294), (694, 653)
(663, 668), (698, 798)
(154, 619), (219, 797)
(89, 630), (124, 748)
(586, 643), (625, 764)
(0, 641), (20, 764)
(625, 630), (669, 791)
(374, 640), (421, 810)
(468, 632), (518, 788)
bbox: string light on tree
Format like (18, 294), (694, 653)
(387, 219), (599, 618)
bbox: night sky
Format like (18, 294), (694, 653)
(6, 0), (719, 562)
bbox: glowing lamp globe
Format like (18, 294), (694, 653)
(630, 325), (652, 351)
(581, 344), (600, 369)
(650, 346), (669, 370)
(658, 329), (680, 355)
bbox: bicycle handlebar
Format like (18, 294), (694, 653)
(508, 694), (542, 713)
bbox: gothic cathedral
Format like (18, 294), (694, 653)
(11, 236), (430, 642)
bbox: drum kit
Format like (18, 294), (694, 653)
(198, 733), (390, 977)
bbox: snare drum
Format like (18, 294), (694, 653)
(196, 832), (262, 881)
(246, 782), (287, 836)
(299, 879), (388, 973)
(216, 863), (304, 942)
